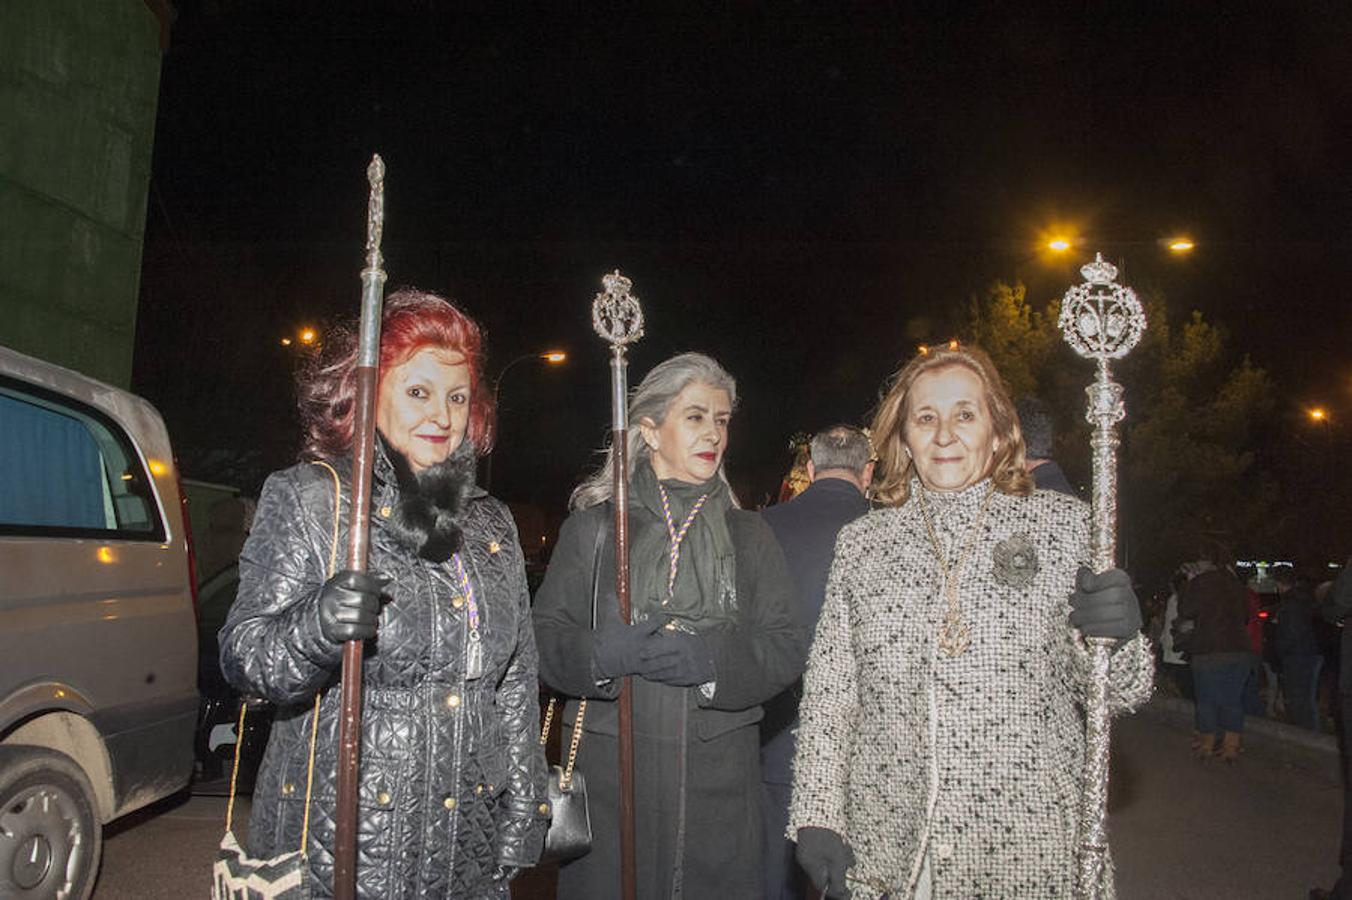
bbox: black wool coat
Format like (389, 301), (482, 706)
(220, 453), (548, 899)
(758, 476), (869, 785)
(533, 501), (804, 900)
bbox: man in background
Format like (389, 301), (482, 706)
(1017, 396), (1077, 496)
(1273, 567), (1323, 730)
(1312, 559), (1352, 900)
(759, 425), (873, 899)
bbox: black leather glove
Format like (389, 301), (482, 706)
(637, 628), (715, 686)
(1069, 566), (1143, 642)
(318, 569), (388, 644)
(795, 826), (854, 899)
(592, 613), (665, 679)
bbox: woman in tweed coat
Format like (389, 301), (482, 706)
(789, 345), (1153, 899)
(220, 291), (548, 898)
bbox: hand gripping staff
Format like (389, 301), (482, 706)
(591, 270), (645, 900)
(1058, 253), (1146, 899)
(333, 155), (387, 900)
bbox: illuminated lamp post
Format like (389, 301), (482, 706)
(482, 350), (568, 492)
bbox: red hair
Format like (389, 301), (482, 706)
(298, 288), (496, 460)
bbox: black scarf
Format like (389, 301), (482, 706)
(629, 457), (738, 629)
(378, 434), (477, 562)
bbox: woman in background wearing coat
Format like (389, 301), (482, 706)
(533, 352), (803, 899)
(789, 344), (1153, 899)
(220, 290), (547, 898)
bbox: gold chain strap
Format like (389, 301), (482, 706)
(223, 461), (341, 853)
(538, 697), (555, 747)
(540, 696), (587, 790)
(916, 484), (995, 657)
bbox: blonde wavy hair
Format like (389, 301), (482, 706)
(869, 344), (1033, 506)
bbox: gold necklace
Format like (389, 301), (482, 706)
(916, 484), (996, 657)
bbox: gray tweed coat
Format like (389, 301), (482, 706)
(788, 480), (1153, 899)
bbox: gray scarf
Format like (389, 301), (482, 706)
(629, 458), (738, 630)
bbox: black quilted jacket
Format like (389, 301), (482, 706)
(219, 453), (548, 899)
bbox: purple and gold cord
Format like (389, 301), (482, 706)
(657, 484), (709, 599)
(451, 554), (480, 634)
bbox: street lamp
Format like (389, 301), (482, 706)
(1039, 228), (1199, 258)
(1310, 407), (1328, 423)
(483, 350), (568, 491)
(281, 326), (321, 349)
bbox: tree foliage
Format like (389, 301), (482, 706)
(962, 281), (1279, 586)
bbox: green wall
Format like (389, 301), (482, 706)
(0, 2), (164, 388)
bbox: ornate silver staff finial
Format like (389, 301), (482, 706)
(592, 270), (645, 352)
(1058, 252), (1146, 362)
(1060, 251), (1146, 900)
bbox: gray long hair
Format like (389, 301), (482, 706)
(570, 352), (740, 510)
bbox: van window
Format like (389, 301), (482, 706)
(0, 382), (165, 540)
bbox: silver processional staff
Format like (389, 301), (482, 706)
(1057, 252), (1146, 900)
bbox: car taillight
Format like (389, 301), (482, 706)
(173, 463), (201, 622)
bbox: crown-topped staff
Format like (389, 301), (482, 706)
(592, 270), (645, 900)
(1058, 253), (1147, 899)
(333, 154), (387, 900)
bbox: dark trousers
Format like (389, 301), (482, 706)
(1281, 653), (1324, 730)
(1192, 658), (1250, 734)
(1243, 658), (1265, 716)
(1162, 662), (1194, 701)
(761, 781), (808, 900)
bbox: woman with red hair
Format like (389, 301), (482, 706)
(221, 289), (548, 898)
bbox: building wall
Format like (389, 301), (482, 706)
(0, 3), (164, 387)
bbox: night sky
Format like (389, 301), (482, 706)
(133, 3), (1352, 516)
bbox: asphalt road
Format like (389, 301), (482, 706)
(93, 697), (1343, 898)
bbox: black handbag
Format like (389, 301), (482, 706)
(539, 698), (592, 863)
(537, 513), (609, 863)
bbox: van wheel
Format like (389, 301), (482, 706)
(0, 746), (102, 900)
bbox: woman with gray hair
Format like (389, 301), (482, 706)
(534, 352), (802, 899)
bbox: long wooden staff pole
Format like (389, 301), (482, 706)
(592, 271), (644, 900)
(1058, 253), (1146, 900)
(333, 155), (386, 900)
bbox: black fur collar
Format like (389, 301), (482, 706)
(379, 435), (477, 562)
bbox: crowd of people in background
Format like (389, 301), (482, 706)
(1147, 557), (1346, 741)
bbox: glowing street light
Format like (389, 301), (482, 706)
(1310, 407), (1328, 423)
(282, 326), (321, 349)
(1040, 227), (1199, 260)
(484, 349), (570, 491)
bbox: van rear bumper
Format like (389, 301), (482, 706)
(92, 692), (199, 820)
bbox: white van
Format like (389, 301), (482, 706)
(0, 345), (198, 899)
